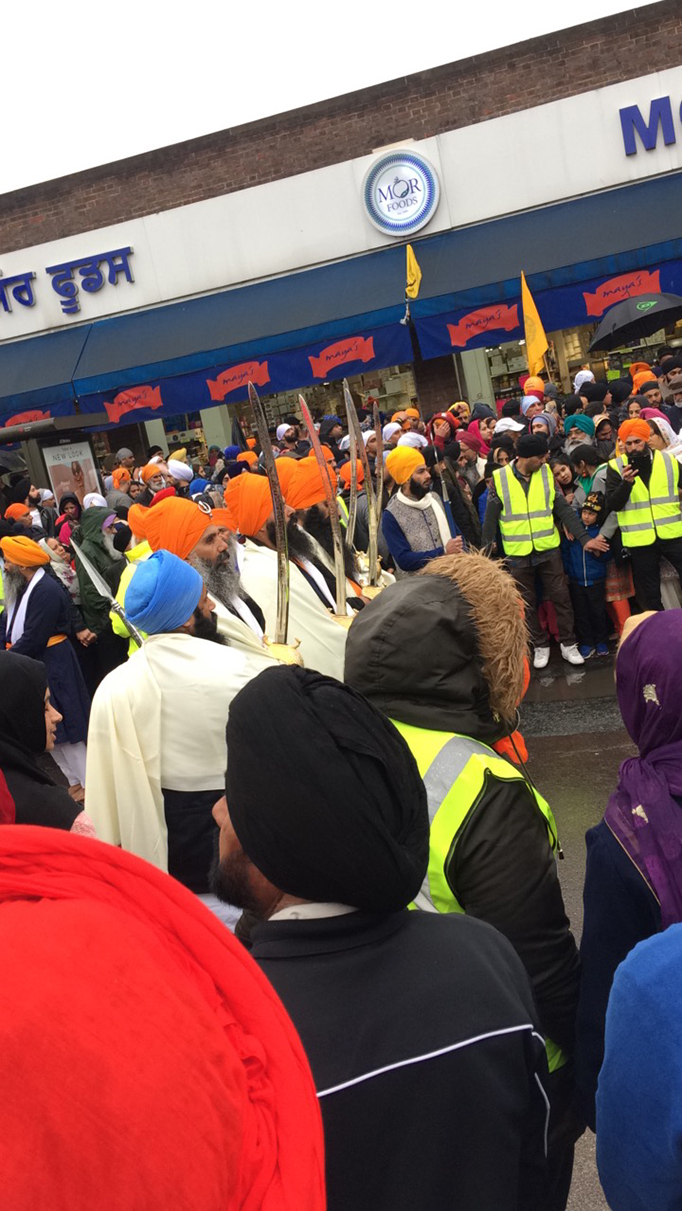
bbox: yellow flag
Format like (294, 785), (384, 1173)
(521, 271), (548, 376)
(405, 244), (422, 300)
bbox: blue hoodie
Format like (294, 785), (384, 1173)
(561, 522), (611, 586)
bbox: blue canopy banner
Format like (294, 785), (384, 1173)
(0, 397), (78, 430)
(77, 322), (413, 427)
(414, 257), (682, 359)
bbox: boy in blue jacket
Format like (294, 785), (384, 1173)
(561, 491), (611, 658)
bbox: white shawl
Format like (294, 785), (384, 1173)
(396, 489), (452, 548)
(85, 632), (273, 871)
(238, 540), (349, 679)
(7, 569), (45, 645)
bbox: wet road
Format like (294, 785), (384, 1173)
(522, 651), (634, 1211)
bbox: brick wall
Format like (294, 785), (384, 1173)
(0, 1), (679, 253)
(413, 353), (461, 417)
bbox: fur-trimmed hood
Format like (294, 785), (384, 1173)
(344, 550), (527, 741)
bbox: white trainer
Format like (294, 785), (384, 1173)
(560, 643), (585, 666)
(533, 646), (551, 670)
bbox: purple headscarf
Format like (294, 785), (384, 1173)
(605, 611), (682, 927)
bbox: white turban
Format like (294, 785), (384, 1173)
(276, 424), (292, 441)
(397, 432), (428, 449)
(382, 423), (402, 442)
(338, 435), (351, 453)
(167, 459), (193, 483)
(573, 370), (595, 393)
(83, 492), (108, 509)
(362, 430), (375, 445)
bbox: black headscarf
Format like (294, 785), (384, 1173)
(226, 667), (429, 912)
(58, 492), (82, 519)
(9, 477), (30, 505)
(0, 652), (79, 829)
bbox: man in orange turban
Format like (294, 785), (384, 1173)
(284, 458), (360, 593)
(0, 826), (325, 1211)
(0, 535), (91, 791)
(107, 467), (132, 518)
(338, 459), (364, 489)
(3, 503), (33, 529)
(607, 416), (682, 609)
(124, 496), (268, 654)
(237, 451), (259, 469)
(226, 468), (350, 677)
(383, 448), (462, 574)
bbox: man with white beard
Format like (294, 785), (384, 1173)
(126, 496), (272, 658)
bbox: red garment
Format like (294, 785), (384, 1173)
(465, 421), (491, 457)
(0, 772), (14, 823)
(0, 827), (325, 1211)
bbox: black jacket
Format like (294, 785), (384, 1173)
(344, 576), (580, 1052)
(253, 910), (549, 1211)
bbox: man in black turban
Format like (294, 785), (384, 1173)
(210, 665), (550, 1211)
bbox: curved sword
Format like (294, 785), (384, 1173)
(344, 380), (379, 587)
(298, 393), (347, 617)
(372, 398), (384, 535)
(71, 541), (145, 648)
(346, 422), (358, 550)
(248, 381), (290, 647)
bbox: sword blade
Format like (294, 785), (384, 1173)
(344, 380), (379, 586)
(372, 399), (384, 534)
(298, 394), (346, 616)
(247, 381), (290, 645)
(346, 423), (358, 549)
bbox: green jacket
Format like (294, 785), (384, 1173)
(76, 507), (126, 633)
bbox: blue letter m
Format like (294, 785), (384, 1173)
(620, 96), (676, 156)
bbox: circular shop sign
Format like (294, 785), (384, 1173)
(362, 149), (440, 237)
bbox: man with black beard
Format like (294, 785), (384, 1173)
(605, 417), (682, 609)
(85, 550), (273, 929)
(223, 472), (349, 678)
(382, 447), (463, 577)
(282, 458), (364, 611)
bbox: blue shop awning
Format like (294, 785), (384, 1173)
(0, 327), (90, 425)
(0, 169), (680, 428)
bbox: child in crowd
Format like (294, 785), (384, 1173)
(561, 491), (612, 658)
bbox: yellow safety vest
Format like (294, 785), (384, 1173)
(393, 719), (566, 1073)
(336, 495), (349, 529)
(493, 462), (560, 556)
(609, 450), (682, 547)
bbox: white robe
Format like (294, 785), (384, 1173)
(85, 632), (273, 871)
(237, 540), (349, 680)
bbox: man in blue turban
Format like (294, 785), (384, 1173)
(85, 550), (275, 924)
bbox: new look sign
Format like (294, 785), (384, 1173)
(363, 149), (439, 236)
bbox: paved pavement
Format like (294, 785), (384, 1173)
(523, 650), (634, 1210)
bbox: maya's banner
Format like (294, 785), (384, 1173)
(415, 257), (682, 360)
(77, 322), (413, 426)
(0, 397), (76, 429)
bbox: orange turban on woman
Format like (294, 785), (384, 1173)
(237, 451), (258, 467)
(112, 468), (131, 490)
(3, 504), (30, 522)
(224, 474), (274, 537)
(386, 447), (426, 485)
(0, 826), (325, 1211)
(0, 536), (50, 568)
(338, 460), (364, 488)
(285, 460), (335, 511)
(131, 497), (213, 560)
(618, 418), (652, 443)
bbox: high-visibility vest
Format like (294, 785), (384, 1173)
(336, 495), (349, 528)
(609, 450), (682, 547)
(493, 463), (560, 556)
(393, 719), (566, 1073)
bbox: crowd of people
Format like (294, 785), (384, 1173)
(1, 353), (682, 1208)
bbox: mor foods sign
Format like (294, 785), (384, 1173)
(362, 149), (440, 236)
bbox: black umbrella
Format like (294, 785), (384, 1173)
(589, 292), (682, 352)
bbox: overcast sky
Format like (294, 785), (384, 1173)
(2, 0), (658, 195)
